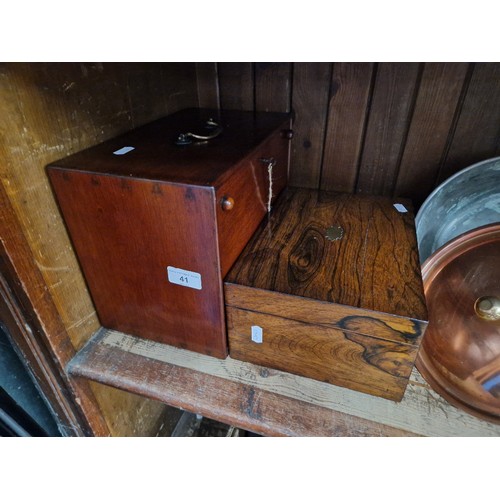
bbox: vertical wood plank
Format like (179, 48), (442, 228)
(320, 63), (374, 193)
(87, 381), (171, 437)
(122, 63), (169, 128)
(46, 63), (134, 154)
(0, 63), (123, 340)
(356, 63), (421, 196)
(218, 62), (254, 111)
(196, 62), (220, 109)
(289, 63), (331, 189)
(394, 63), (470, 205)
(0, 62), (199, 436)
(255, 62), (292, 112)
(124, 62), (199, 126)
(160, 62), (199, 113)
(437, 62), (500, 184)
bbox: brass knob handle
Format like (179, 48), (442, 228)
(474, 296), (500, 321)
(221, 196), (235, 211)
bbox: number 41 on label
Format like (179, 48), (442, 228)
(167, 266), (202, 290)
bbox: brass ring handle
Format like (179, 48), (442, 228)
(176, 118), (222, 145)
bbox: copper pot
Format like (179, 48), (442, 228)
(416, 224), (500, 423)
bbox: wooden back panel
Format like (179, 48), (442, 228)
(201, 63), (500, 207)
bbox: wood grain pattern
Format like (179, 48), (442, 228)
(216, 128), (290, 276)
(225, 187), (427, 400)
(226, 188), (427, 321)
(255, 62), (292, 112)
(160, 62), (199, 113)
(357, 195), (426, 318)
(438, 62), (500, 184)
(4, 62), (500, 435)
(0, 63), (197, 350)
(45, 63), (134, 154)
(227, 307), (416, 400)
(356, 63), (421, 196)
(69, 328), (500, 436)
(48, 109), (291, 357)
(0, 63), (114, 346)
(69, 329), (418, 436)
(48, 108), (291, 185)
(218, 63), (254, 111)
(122, 63), (170, 127)
(194, 62), (500, 205)
(0, 181), (109, 436)
(224, 284), (426, 345)
(86, 381), (173, 437)
(0, 62), (199, 436)
(289, 63), (331, 189)
(394, 63), (470, 205)
(48, 170), (227, 357)
(321, 62), (374, 193)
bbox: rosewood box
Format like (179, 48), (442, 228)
(47, 108), (292, 358)
(224, 187), (428, 400)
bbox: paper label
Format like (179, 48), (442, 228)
(393, 203), (408, 213)
(113, 146), (135, 155)
(167, 266), (202, 290)
(251, 325), (263, 344)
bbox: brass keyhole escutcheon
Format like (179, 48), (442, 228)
(474, 295), (500, 321)
(325, 225), (344, 242)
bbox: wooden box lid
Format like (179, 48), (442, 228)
(225, 187), (428, 346)
(47, 108), (291, 186)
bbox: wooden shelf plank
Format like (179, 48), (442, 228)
(67, 328), (500, 437)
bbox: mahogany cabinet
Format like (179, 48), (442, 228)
(47, 108), (292, 358)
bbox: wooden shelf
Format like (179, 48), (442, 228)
(67, 328), (500, 437)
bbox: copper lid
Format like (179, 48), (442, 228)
(416, 223), (500, 423)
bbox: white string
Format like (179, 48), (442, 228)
(267, 161), (274, 213)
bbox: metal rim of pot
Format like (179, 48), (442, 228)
(416, 156), (500, 265)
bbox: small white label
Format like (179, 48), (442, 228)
(393, 203), (408, 213)
(251, 325), (263, 344)
(113, 146), (135, 155)
(167, 266), (202, 290)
